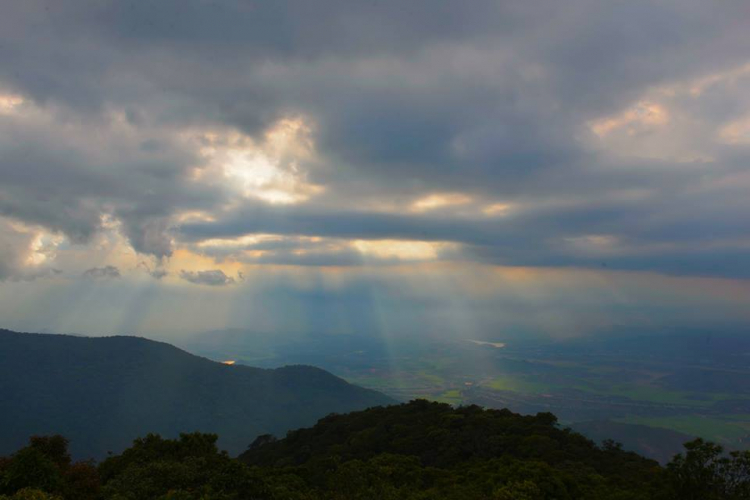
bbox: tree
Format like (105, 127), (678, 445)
(99, 433), (271, 500)
(667, 438), (750, 499)
(0, 436), (98, 500)
(0, 488), (62, 500)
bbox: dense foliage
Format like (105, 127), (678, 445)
(0, 329), (392, 458)
(2, 401), (749, 499)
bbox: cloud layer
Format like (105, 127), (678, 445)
(0, 1), (748, 335)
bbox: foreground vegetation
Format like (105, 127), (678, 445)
(1, 401), (749, 499)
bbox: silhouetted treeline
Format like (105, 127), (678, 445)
(2, 401), (749, 499)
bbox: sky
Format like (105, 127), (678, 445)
(0, 0), (749, 338)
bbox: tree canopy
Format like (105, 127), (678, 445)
(2, 401), (749, 499)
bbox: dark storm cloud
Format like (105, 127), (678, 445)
(0, 1), (749, 278)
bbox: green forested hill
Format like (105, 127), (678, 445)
(0, 329), (393, 459)
(2, 401), (749, 499)
(240, 399), (666, 498)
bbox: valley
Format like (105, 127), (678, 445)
(184, 328), (750, 461)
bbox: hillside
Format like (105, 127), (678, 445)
(0, 329), (393, 459)
(240, 399), (668, 498)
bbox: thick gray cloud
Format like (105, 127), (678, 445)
(0, 218), (63, 281)
(0, 1), (749, 279)
(137, 261), (169, 280)
(82, 265), (121, 280)
(0, 102), (224, 260)
(180, 269), (236, 286)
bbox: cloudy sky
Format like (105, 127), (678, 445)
(1, 0), (749, 338)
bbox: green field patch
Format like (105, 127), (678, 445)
(434, 389), (464, 405)
(345, 375), (416, 390)
(609, 386), (712, 406)
(345, 369), (453, 400)
(562, 381), (717, 407)
(416, 370), (446, 385)
(482, 375), (551, 394)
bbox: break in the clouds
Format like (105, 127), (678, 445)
(0, 1), (749, 335)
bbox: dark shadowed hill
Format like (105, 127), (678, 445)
(240, 400), (670, 498)
(0, 329), (394, 459)
(239, 400), (656, 473)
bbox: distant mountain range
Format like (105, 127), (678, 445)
(0, 329), (394, 459)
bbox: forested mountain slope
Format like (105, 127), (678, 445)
(0, 329), (393, 459)
(240, 399), (665, 498)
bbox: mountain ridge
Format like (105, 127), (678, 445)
(0, 328), (394, 460)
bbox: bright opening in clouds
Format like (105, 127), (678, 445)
(0, 1), (749, 338)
